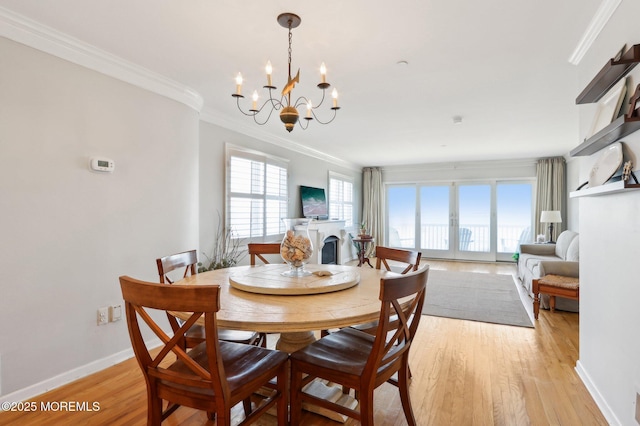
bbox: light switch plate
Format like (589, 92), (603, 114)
(109, 304), (122, 322)
(97, 307), (108, 325)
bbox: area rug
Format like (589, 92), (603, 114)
(423, 270), (534, 328)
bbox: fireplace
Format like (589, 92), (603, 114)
(321, 236), (339, 264)
(306, 220), (347, 264)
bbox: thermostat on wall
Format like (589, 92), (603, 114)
(89, 157), (115, 173)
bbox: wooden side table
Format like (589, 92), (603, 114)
(532, 274), (579, 320)
(352, 237), (374, 268)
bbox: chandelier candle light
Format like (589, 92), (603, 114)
(232, 13), (340, 132)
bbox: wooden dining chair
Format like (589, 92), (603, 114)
(375, 245), (422, 274)
(247, 243), (282, 265)
(341, 246), (422, 336)
(119, 276), (289, 425)
(289, 266), (429, 426)
(156, 250), (266, 348)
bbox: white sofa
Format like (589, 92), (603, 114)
(517, 230), (579, 312)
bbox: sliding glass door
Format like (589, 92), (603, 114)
(419, 185), (450, 254)
(457, 184), (492, 260)
(387, 185), (416, 248)
(387, 181), (533, 261)
(496, 183), (533, 260)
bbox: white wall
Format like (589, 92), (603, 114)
(573, 2), (640, 424)
(198, 121), (362, 264)
(0, 37), (200, 396)
(0, 35), (363, 400)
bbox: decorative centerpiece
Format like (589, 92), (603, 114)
(280, 218), (314, 276)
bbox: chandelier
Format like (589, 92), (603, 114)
(232, 13), (340, 132)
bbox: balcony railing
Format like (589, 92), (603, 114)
(390, 224), (531, 253)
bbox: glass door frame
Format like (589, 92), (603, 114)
(453, 182), (494, 262)
(385, 179), (534, 262)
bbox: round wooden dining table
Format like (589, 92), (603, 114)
(176, 263), (399, 352)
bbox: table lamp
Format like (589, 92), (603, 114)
(540, 210), (562, 243)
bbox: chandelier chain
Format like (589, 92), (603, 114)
(287, 22), (293, 76)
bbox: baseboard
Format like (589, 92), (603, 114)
(575, 360), (621, 425)
(0, 338), (159, 405)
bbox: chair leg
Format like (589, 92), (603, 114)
(149, 394), (163, 425)
(276, 364), (289, 426)
(242, 398), (252, 417)
(398, 359), (417, 426)
(256, 332), (268, 348)
(290, 363), (304, 426)
(359, 388), (375, 426)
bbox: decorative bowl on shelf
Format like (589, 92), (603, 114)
(280, 218), (314, 277)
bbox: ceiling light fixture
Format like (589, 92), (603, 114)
(232, 13), (340, 133)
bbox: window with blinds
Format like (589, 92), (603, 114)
(329, 172), (354, 228)
(226, 147), (288, 240)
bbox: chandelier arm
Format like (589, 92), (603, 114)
(266, 87), (285, 110)
(314, 88), (328, 108)
(235, 96), (258, 117)
(293, 96), (309, 109)
(235, 96), (282, 119)
(261, 96), (285, 112)
(297, 118), (310, 130)
(309, 108), (338, 125)
(251, 103), (277, 126)
(293, 90), (327, 109)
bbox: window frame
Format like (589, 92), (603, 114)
(225, 145), (289, 242)
(328, 171), (354, 228)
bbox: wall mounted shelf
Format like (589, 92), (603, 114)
(576, 44), (640, 104)
(570, 113), (640, 157)
(570, 179), (640, 198)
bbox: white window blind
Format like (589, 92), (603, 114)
(226, 147), (288, 240)
(329, 173), (353, 227)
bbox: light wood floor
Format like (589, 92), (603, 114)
(0, 260), (606, 425)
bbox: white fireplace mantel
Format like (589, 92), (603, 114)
(306, 220), (347, 264)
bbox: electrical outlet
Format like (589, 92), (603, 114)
(97, 307), (108, 325)
(109, 304), (122, 322)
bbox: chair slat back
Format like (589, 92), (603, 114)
(375, 246), (422, 275)
(364, 266), (428, 382)
(156, 250), (199, 336)
(156, 250), (198, 284)
(119, 276), (226, 392)
(248, 243), (282, 265)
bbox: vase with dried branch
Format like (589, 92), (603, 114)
(198, 214), (245, 272)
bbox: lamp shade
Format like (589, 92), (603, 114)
(540, 210), (562, 223)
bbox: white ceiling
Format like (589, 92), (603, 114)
(0, 0), (604, 167)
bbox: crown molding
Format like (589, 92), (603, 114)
(0, 6), (203, 112)
(568, 0), (622, 65)
(200, 107), (361, 171)
(382, 158), (538, 174)
(0, 5), (357, 170)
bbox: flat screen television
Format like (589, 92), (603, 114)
(300, 185), (328, 219)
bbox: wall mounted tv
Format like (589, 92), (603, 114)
(300, 185), (328, 219)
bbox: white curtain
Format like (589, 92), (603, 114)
(535, 157), (566, 239)
(362, 167), (384, 257)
